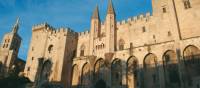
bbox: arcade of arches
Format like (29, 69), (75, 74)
(71, 45), (200, 88)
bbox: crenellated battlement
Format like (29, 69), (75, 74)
(32, 22), (55, 31)
(32, 22), (77, 36)
(50, 27), (77, 36)
(78, 30), (90, 37)
(117, 12), (151, 26)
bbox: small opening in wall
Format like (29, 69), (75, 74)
(32, 47), (34, 51)
(168, 31), (172, 36)
(27, 67), (30, 71)
(80, 50), (84, 56)
(153, 35), (156, 39)
(163, 7), (167, 13)
(3, 44), (5, 48)
(32, 57), (34, 61)
(48, 45), (53, 53)
(6, 44), (8, 48)
(142, 26), (146, 32)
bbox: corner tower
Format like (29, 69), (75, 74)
(0, 18), (22, 73)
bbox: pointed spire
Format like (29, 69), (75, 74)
(92, 5), (100, 20)
(107, 0), (115, 15)
(12, 17), (20, 33)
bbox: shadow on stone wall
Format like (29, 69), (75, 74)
(71, 56), (200, 88)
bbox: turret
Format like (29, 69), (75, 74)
(91, 5), (101, 38)
(105, 0), (116, 52)
(89, 5), (101, 55)
(12, 17), (20, 34)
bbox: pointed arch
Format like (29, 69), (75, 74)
(143, 53), (157, 68)
(119, 39), (125, 50)
(143, 53), (159, 88)
(81, 63), (90, 88)
(71, 64), (80, 88)
(94, 58), (105, 81)
(127, 56), (138, 88)
(111, 58), (122, 87)
(39, 59), (52, 83)
(183, 45), (200, 86)
(162, 50), (180, 87)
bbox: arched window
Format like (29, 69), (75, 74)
(184, 0), (191, 9)
(143, 53), (159, 88)
(127, 56), (138, 88)
(163, 50), (180, 88)
(111, 59), (122, 87)
(80, 44), (85, 56)
(40, 60), (52, 83)
(94, 59), (105, 81)
(72, 65), (79, 88)
(81, 63), (90, 88)
(48, 45), (53, 53)
(119, 39), (125, 50)
(183, 45), (200, 86)
(162, 7), (167, 13)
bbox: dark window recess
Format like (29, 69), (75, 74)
(184, 0), (191, 9)
(163, 7), (167, 13)
(153, 35), (156, 39)
(6, 44), (8, 48)
(27, 67), (30, 71)
(168, 31), (172, 36)
(48, 45), (53, 53)
(32, 47), (34, 51)
(142, 26), (146, 32)
(3, 44), (5, 48)
(80, 50), (84, 56)
(119, 39), (125, 50)
(119, 45), (124, 50)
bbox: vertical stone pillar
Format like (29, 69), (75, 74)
(157, 61), (165, 88)
(122, 62), (127, 88)
(138, 64), (144, 88)
(176, 49), (185, 88)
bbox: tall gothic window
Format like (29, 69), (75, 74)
(119, 39), (125, 50)
(80, 44), (85, 56)
(184, 0), (191, 9)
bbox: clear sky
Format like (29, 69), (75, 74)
(0, 0), (152, 61)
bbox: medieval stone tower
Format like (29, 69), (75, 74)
(24, 0), (200, 88)
(24, 23), (78, 87)
(0, 18), (22, 74)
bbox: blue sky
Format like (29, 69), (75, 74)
(0, 0), (152, 61)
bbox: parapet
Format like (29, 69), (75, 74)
(32, 22), (77, 36)
(50, 27), (77, 36)
(32, 22), (55, 31)
(78, 30), (90, 37)
(117, 12), (152, 26)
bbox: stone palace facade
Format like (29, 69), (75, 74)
(23, 0), (200, 88)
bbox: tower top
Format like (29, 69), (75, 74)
(12, 17), (20, 34)
(107, 0), (115, 15)
(92, 5), (100, 20)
